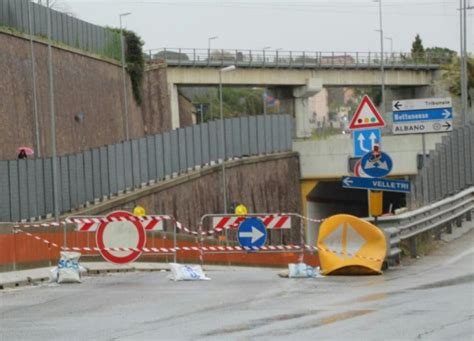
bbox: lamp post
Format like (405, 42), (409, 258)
(120, 12), (131, 141)
(219, 65), (236, 214)
(208, 36), (218, 61)
(262, 46), (271, 65)
(459, 0), (471, 125)
(262, 47), (271, 110)
(374, 0), (385, 118)
(375, 0), (385, 116)
(46, 0), (59, 226)
(28, 0), (40, 157)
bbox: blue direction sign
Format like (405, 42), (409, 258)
(237, 217), (267, 249)
(342, 176), (411, 193)
(393, 108), (453, 123)
(360, 151), (393, 178)
(353, 128), (382, 157)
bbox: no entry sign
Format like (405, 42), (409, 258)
(96, 211), (146, 264)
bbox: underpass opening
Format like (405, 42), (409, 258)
(305, 180), (407, 245)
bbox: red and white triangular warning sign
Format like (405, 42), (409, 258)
(349, 95), (385, 130)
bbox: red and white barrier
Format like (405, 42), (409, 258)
(212, 215), (291, 230)
(66, 215), (169, 232)
(14, 228), (383, 262)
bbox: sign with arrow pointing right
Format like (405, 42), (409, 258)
(237, 217), (267, 249)
(392, 97), (453, 135)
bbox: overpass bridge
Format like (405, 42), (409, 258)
(149, 48), (446, 137)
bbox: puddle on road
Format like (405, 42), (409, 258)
(202, 308), (377, 337)
(201, 310), (323, 337)
(411, 273), (474, 290)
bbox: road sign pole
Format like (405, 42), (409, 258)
(421, 133), (428, 205)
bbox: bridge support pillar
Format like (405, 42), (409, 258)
(293, 78), (323, 138)
(168, 83), (180, 129)
(300, 179), (318, 246)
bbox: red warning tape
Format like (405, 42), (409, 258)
(14, 229), (383, 262)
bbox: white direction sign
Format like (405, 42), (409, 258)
(393, 120), (452, 135)
(392, 97), (453, 135)
(392, 97), (452, 112)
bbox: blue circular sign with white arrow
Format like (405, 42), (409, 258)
(237, 217), (267, 249)
(360, 150), (393, 178)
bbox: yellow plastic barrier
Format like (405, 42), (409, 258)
(317, 214), (386, 275)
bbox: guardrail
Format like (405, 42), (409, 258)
(375, 187), (474, 264)
(146, 48), (452, 69)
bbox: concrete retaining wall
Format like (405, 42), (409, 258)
(0, 30), (172, 159)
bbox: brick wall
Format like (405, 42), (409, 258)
(0, 31), (171, 159)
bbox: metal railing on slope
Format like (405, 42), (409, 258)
(375, 187), (474, 264)
(146, 48), (452, 69)
(0, 115), (292, 222)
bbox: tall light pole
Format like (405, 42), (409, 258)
(219, 65), (236, 215)
(459, 0), (470, 125)
(374, 0), (385, 118)
(28, 0), (40, 157)
(120, 12), (131, 141)
(208, 36), (218, 60)
(46, 0), (60, 243)
(262, 47), (271, 113)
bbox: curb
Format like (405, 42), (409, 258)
(0, 263), (170, 290)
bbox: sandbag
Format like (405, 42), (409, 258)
(168, 263), (210, 281)
(288, 263), (322, 278)
(57, 252), (82, 284)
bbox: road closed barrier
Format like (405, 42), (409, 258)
(317, 214), (386, 275)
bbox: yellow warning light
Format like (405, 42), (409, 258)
(235, 204), (248, 216)
(133, 205), (146, 217)
(317, 214), (386, 275)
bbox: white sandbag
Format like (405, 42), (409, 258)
(49, 267), (59, 283)
(288, 263), (322, 278)
(168, 263), (210, 281)
(57, 252), (82, 284)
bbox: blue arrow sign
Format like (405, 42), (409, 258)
(342, 176), (411, 193)
(237, 217), (267, 249)
(353, 128), (382, 157)
(360, 151), (393, 178)
(392, 108), (452, 123)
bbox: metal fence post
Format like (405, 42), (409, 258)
(173, 220), (177, 263)
(409, 237), (417, 258)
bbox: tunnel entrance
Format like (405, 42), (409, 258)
(307, 181), (407, 219)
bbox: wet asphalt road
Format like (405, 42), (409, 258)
(1, 230), (473, 340)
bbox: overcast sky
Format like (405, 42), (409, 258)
(59, 0), (472, 54)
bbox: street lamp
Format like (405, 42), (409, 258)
(219, 65), (236, 214)
(262, 46), (271, 64)
(208, 36), (218, 60)
(46, 0), (59, 226)
(374, 0), (385, 118)
(120, 12), (131, 141)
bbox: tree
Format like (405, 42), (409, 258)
(443, 56), (474, 106)
(425, 47), (457, 64)
(411, 34), (425, 61)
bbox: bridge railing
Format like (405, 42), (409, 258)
(0, 115), (292, 222)
(146, 48), (452, 69)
